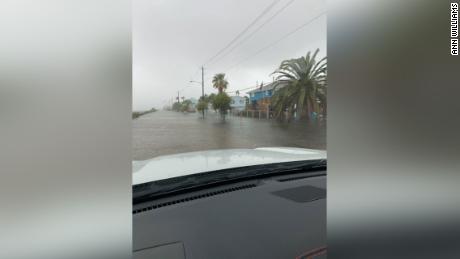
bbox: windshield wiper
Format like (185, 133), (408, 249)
(133, 159), (326, 205)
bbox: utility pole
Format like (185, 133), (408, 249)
(201, 66), (205, 119)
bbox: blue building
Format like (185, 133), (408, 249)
(247, 82), (285, 109)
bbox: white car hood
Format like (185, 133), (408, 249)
(132, 147), (326, 185)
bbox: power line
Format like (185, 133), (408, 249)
(207, 11), (325, 96)
(227, 85), (259, 94)
(203, 0), (282, 66)
(188, 66), (203, 84)
(202, 76), (258, 95)
(222, 11), (327, 73)
(207, 0), (296, 68)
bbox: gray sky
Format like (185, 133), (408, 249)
(133, 0), (326, 111)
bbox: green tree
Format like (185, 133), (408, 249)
(196, 99), (208, 113)
(212, 73), (228, 93)
(212, 92), (231, 121)
(207, 93), (216, 103)
(270, 48), (327, 120)
(172, 102), (181, 111)
(205, 93), (217, 111)
(180, 99), (192, 112)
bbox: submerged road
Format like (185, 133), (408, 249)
(132, 110), (326, 160)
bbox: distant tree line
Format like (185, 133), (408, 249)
(172, 99), (194, 113)
(132, 107), (157, 119)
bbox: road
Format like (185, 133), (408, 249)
(132, 110), (326, 160)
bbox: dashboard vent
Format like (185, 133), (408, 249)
(133, 184), (256, 214)
(277, 175), (311, 182)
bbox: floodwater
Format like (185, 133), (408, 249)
(132, 110), (326, 160)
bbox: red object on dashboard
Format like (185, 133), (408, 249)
(295, 246), (327, 259)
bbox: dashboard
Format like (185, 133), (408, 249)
(133, 171), (326, 259)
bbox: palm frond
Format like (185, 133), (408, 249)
(270, 49), (327, 119)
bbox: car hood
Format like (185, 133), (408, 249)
(132, 147), (326, 185)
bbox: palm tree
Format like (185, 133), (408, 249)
(270, 48), (327, 120)
(212, 73), (228, 93)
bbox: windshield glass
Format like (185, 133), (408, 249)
(133, 0), (327, 183)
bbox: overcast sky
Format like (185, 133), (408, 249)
(133, 0), (326, 111)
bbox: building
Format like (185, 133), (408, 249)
(188, 98), (198, 112)
(230, 95), (246, 112)
(247, 81), (285, 110)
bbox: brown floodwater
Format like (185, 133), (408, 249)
(132, 110), (326, 160)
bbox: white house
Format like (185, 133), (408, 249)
(230, 96), (246, 112)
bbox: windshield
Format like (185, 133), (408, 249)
(133, 0), (327, 183)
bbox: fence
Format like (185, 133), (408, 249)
(229, 109), (273, 120)
(228, 109), (327, 122)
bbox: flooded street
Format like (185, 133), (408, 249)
(132, 110), (326, 160)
